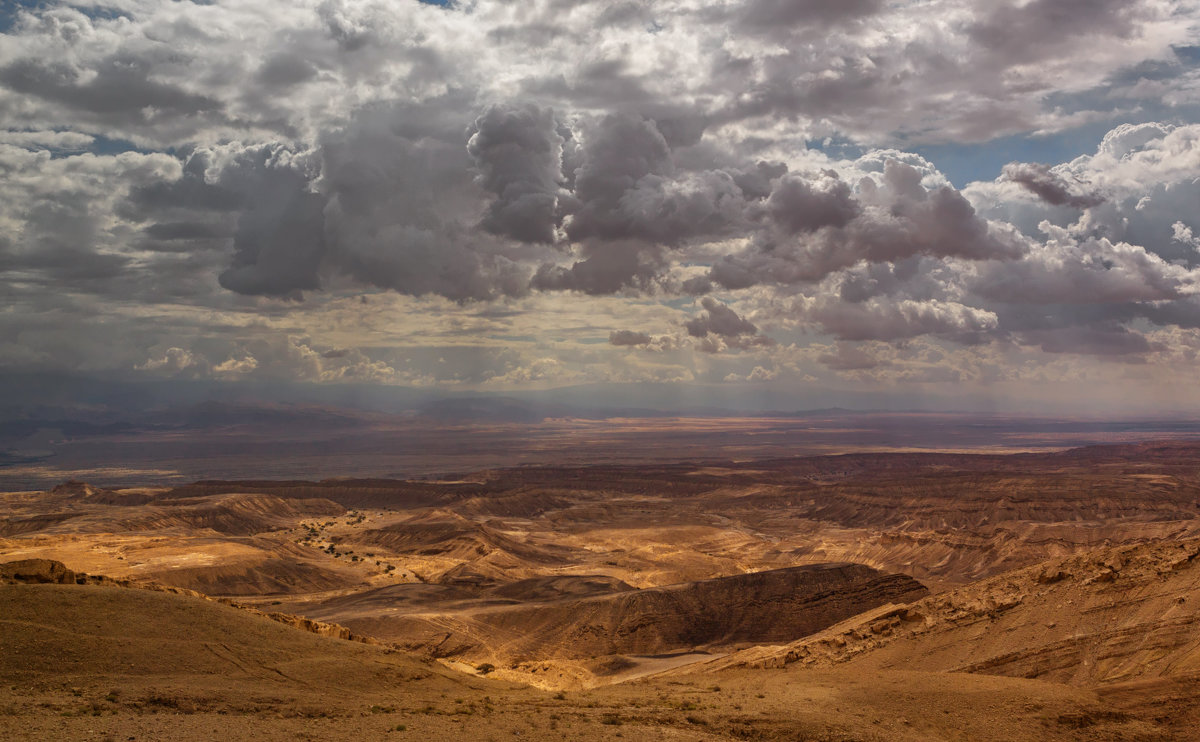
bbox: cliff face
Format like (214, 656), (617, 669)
(702, 537), (1200, 687)
(473, 563), (929, 659)
(0, 559), (84, 584)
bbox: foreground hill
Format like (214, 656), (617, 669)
(1, 564), (1187, 741)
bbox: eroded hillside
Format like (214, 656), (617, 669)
(5, 441), (1200, 695)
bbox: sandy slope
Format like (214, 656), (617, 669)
(2, 576), (1186, 741)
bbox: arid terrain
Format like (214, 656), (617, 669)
(6, 436), (1200, 739)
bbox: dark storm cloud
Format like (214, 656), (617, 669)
(563, 113), (673, 243)
(1020, 324), (1161, 357)
(142, 222), (229, 242)
(256, 53), (319, 88)
(0, 56), (220, 124)
(317, 100), (533, 302)
(219, 184), (326, 296)
(468, 103), (565, 244)
(532, 241), (664, 295)
(731, 161), (789, 201)
(710, 160), (1026, 290)
(1001, 162), (1105, 209)
(123, 153), (243, 217)
(969, 0), (1142, 61)
(685, 298), (759, 338)
(609, 329), (653, 346)
(684, 298), (773, 351)
(0, 241), (129, 283)
(610, 169), (753, 246)
(159, 94), (542, 302)
(766, 172), (859, 233)
(527, 112), (771, 293)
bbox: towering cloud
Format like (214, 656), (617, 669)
(468, 103), (565, 244)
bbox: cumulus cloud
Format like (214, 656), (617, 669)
(212, 355), (259, 378)
(1001, 162), (1105, 209)
(136, 347), (199, 375)
(710, 159), (1026, 289)
(802, 296), (999, 342)
(468, 103), (565, 244)
(609, 329), (653, 346)
(3, 0), (1200, 400)
(562, 113), (674, 243)
(766, 172), (860, 233)
(1174, 222), (1200, 251)
(686, 298), (774, 352)
(972, 222), (1198, 305)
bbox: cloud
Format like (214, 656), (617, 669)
(532, 240), (665, 295)
(562, 113), (674, 243)
(0, 130), (94, 150)
(1174, 222), (1200, 251)
(968, 0), (1142, 62)
(817, 342), (885, 371)
(218, 159), (326, 296)
(1020, 324), (1162, 357)
(801, 296), (999, 342)
(686, 297), (760, 338)
(136, 347), (200, 375)
(685, 297), (774, 351)
(3, 0), (1200, 400)
(212, 355), (259, 378)
(609, 329), (653, 346)
(971, 222), (1198, 305)
(766, 172), (860, 233)
(468, 102), (565, 244)
(0, 56), (221, 128)
(198, 100), (541, 301)
(735, 0), (884, 31)
(710, 158), (1026, 289)
(486, 357), (571, 385)
(1001, 162), (1105, 208)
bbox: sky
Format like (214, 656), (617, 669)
(2, 0), (1200, 415)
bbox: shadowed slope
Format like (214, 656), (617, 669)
(307, 563), (928, 665)
(700, 536), (1200, 688)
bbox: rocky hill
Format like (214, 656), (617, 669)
(696, 536), (1200, 688)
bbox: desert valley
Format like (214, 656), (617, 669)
(6, 426), (1200, 740)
